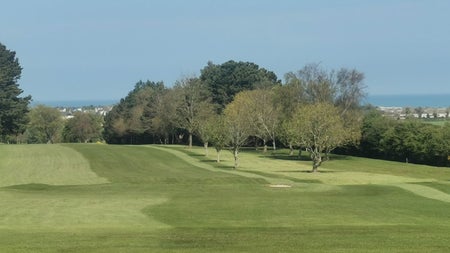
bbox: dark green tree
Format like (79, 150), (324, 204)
(0, 42), (31, 142)
(103, 80), (166, 144)
(200, 60), (280, 110)
(379, 120), (450, 166)
(359, 109), (396, 158)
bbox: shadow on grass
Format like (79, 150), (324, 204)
(277, 170), (337, 174)
(217, 165), (235, 170)
(199, 159), (218, 163)
(186, 153), (205, 157)
(4, 183), (54, 191)
(183, 151), (236, 170)
(258, 153), (353, 162)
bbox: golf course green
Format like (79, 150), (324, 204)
(1, 144), (450, 252)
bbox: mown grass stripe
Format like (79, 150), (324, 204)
(394, 183), (450, 203)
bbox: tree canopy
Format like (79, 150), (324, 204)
(224, 91), (254, 169)
(63, 112), (103, 143)
(103, 80), (166, 144)
(26, 105), (64, 144)
(173, 76), (215, 148)
(0, 42), (31, 142)
(289, 103), (350, 172)
(200, 60), (280, 110)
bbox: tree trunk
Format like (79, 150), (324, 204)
(311, 154), (322, 173)
(272, 139), (276, 151)
(188, 133), (193, 149)
(204, 142), (209, 156)
(263, 139), (267, 153)
(289, 144), (294, 156)
(216, 150), (221, 163)
(233, 148), (239, 169)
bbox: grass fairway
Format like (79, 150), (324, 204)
(1, 144), (450, 252)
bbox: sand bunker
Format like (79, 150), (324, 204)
(268, 184), (292, 188)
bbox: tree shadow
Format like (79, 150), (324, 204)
(277, 170), (337, 174)
(258, 152), (352, 162)
(199, 159), (219, 163)
(260, 155), (309, 161)
(217, 165), (235, 170)
(186, 153), (205, 157)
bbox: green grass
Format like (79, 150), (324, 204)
(1, 144), (450, 252)
(422, 119), (450, 126)
(0, 144), (108, 187)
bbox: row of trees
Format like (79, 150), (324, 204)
(343, 109), (450, 167)
(104, 61), (366, 171)
(19, 105), (103, 144)
(3, 41), (447, 169)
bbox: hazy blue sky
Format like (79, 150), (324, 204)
(1, 0), (449, 102)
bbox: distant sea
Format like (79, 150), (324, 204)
(366, 94), (450, 108)
(31, 99), (119, 107)
(31, 94), (449, 108)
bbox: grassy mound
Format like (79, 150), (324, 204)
(0, 144), (108, 187)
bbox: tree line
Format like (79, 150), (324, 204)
(340, 108), (450, 167)
(1, 42), (449, 170)
(103, 61), (366, 171)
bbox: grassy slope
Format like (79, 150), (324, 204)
(0, 144), (450, 252)
(0, 144), (108, 187)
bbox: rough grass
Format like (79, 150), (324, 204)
(1, 144), (450, 252)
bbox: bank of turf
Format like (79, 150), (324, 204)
(1, 144), (450, 252)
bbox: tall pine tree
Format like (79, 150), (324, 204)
(0, 42), (31, 142)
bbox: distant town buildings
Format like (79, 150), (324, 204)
(57, 105), (113, 119)
(377, 106), (450, 120)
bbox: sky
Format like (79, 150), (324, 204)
(1, 0), (450, 102)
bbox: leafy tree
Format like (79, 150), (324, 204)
(236, 89), (280, 152)
(290, 103), (352, 172)
(379, 120), (450, 166)
(279, 118), (300, 156)
(280, 64), (365, 155)
(201, 114), (229, 162)
(224, 92), (254, 169)
(200, 60), (280, 110)
(26, 105), (64, 143)
(103, 80), (165, 144)
(195, 105), (222, 156)
(63, 112), (103, 143)
(151, 88), (178, 144)
(274, 74), (306, 154)
(0, 42), (31, 142)
(173, 76), (215, 149)
(359, 109), (396, 158)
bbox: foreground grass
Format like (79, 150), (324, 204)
(1, 144), (450, 252)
